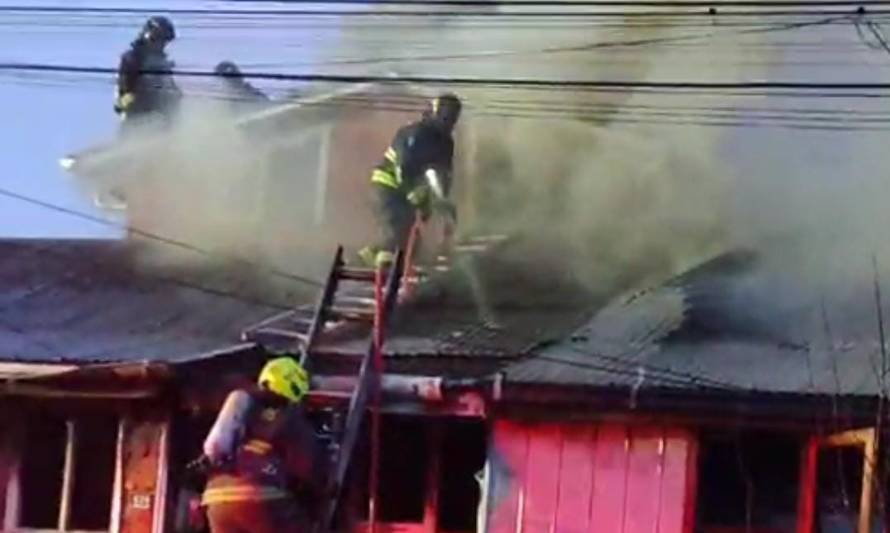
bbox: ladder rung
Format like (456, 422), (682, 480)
(253, 327), (309, 343)
(339, 267), (377, 282)
(328, 307), (376, 322)
(292, 316), (314, 328)
(334, 295), (377, 307)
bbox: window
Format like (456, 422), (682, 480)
(352, 416), (487, 533)
(15, 414), (119, 532)
(697, 431), (802, 533)
(437, 421), (486, 532)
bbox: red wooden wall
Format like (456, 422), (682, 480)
(120, 418), (167, 533)
(487, 420), (698, 533)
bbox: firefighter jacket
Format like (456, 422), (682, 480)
(115, 40), (181, 116)
(371, 118), (455, 204)
(218, 78), (270, 115)
(202, 388), (326, 506)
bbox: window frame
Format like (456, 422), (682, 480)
(356, 419), (485, 533)
(4, 417), (124, 533)
(796, 427), (877, 533)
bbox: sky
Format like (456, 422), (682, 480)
(0, 0), (889, 239)
(0, 1), (342, 238)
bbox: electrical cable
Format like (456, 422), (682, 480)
(4, 62), (890, 91)
(0, 186), (325, 289)
(0, 5), (887, 17)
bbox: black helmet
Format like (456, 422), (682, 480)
(426, 93), (462, 130)
(214, 61), (241, 78)
(142, 16), (176, 43)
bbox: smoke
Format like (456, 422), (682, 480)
(77, 93), (337, 300)
(444, 21), (755, 302)
(71, 7), (890, 333)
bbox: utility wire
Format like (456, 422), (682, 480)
(536, 351), (745, 390)
(5, 74), (890, 130)
(0, 186), (325, 289)
(0, 13), (852, 67)
(10, 0), (890, 5)
(564, 345), (745, 389)
(4, 62), (890, 91)
(0, 5), (885, 17)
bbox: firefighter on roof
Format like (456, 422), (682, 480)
(358, 93), (462, 267)
(114, 16), (181, 129)
(214, 61), (271, 114)
(201, 357), (326, 533)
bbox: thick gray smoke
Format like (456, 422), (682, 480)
(73, 6), (890, 326)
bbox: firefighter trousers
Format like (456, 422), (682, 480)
(206, 499), (307, 533)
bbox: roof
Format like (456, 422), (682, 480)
(62, 81), (427, 183)
(309, 236), (604, 371)
(506, 250), (889, 398)
(0, 239), (300, 363)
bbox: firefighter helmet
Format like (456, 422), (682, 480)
(215, 61), (241, 78)
(142, 16), (176, 44)
(257, 357), (310, 403)
(426, 93), (461, 130)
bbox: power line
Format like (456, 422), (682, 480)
(10, 0), (890, 5)
(3, 62), (890, 91)
(0, 5), (886, 17)
(1, 238), (297, 312)
(564, 345), (745, 389)
(534, 350), (745, 391)
(0, 186), (325, 289)
(4, 73), (890, 130)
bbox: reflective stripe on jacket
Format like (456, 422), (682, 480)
(201, 389), (326, 506)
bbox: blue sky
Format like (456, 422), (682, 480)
(0, 1), (340, 238)
(1, 1), (889, 239)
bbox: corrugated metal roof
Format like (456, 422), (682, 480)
(0, 239), (289, 363)
(506, 250), (889, 397)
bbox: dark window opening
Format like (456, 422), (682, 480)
(355, 416), (429, 522)
(18, 414), (119, 531)
(70, 416), (118, 530)
(815, 446), (864, 533)
(438, 421), (487, 532)
(351, 415), (488, 532)
(19, 416), (67, 529)
(697, 431), (802, 533)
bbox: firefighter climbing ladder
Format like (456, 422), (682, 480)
(240, 221), (508, 532)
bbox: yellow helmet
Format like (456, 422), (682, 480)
(257, 357), (310, 403)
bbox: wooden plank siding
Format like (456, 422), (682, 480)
(487, 420), (698, 533)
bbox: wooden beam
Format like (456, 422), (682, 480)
(1, 383), (159, 399)
(423, 423), (442, 533)
(58, 420), (77, 532)
(152, 420), (171, 533)
(3, 437), (21, 531)
(315, 123), (333, 226)
(858, 429), (877, 533)
(795, 437), (819, 533)
(110, 419), (125, 533)
(821, 427), (875, 448)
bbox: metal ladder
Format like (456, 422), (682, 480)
(286, 246), (405, 533)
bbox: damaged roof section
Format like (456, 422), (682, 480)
(507, 250), (889, 397)
(0, 239), (306, 363)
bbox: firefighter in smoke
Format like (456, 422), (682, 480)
(114, 16), (181, 129)
(199, 357), (327, 533)
(358, 93), (462, 267)
(214, 61), (270, 114)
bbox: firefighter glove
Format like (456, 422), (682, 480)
(114, 92), (136, 114)
(406, 184), (430, 207)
